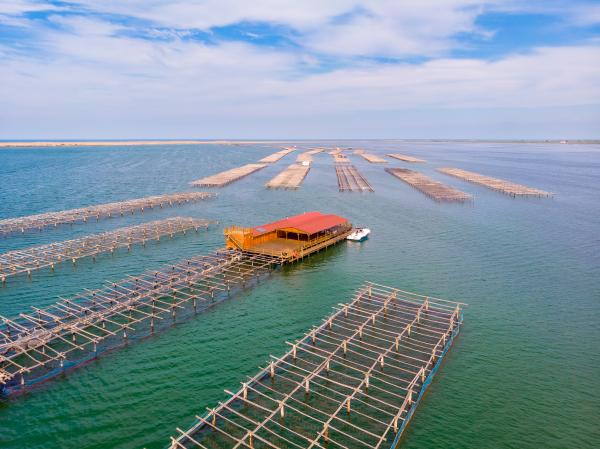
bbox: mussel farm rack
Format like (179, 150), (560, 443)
(438, 167), (551, 197)
(0, 192), (214, 236)
(170, 282), (464, 449)
(0, 249), (282, 395)
(386, 168), (471, 202)
(336, 164), (374, 192)
(0, 217), (214, 283)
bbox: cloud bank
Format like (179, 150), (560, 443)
(1, 0), (599, 138)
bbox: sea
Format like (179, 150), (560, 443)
(0, 141), (598, 448)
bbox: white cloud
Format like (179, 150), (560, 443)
(0, 1), (599, 137)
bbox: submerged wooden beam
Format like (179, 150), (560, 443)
(336, 164), (374, 192)
(0, 249), (282, 395)
(265, 164), (311, 190)
(191, 164), (267, 188)
(0, 218), (215, 283)
(438, 167), (551, 197)
(170, 282), (464, 449)
(387, 154), (426, 163)
(386, 168), (471, 202)
(259, 148), (296, 164)
(0, 192), (215, 236)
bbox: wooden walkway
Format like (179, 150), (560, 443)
(265, 164), (310, 190)
(438, 168), (551, 197)
(0, 249), (281, 395)
(191, 164), (267, 188)
(0, 218), (214, 283)
(336, 164), (374, 192)
(259, 148), (296, 164)
(0, 192), (214, 236)
(387, 154), (426, 163)
(386, 168), (471, 202)
(170, 282), (464, 449)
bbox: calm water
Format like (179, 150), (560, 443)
(0, 141), (598, 449)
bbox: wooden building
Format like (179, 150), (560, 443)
(224, 211), (352, 261)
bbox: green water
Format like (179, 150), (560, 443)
(0, 141), (598, 448)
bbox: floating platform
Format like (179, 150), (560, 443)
(336, 164), (374, 192)
(386, 168), (471, 202)
(225, 212), (352, 262)
(0, 218), (214, 283)
(191, 164), (267, 188)
(387, 154), (426, 163)
(170, 282), (464, 449)
(438, 168), (551, 197)
(259, 148), (296, 164)
(265, 164), (310, 190)
(358, 152), (388, 164)
(0, 192), (215, 236)
(0, 249), (281, 395)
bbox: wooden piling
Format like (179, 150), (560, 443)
(386, 168), (472, 202)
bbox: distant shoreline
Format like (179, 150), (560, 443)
(0, 139), (598, 148)
(0, 140), (283, 148)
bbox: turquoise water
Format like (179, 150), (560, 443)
(0, 142), (598, 448)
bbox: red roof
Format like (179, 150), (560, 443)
(253, 211), (348, 236)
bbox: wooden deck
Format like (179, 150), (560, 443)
(191, 163), (267, 187)
(386, 168), (471, 202)
(243, 229), (352, 262)
(438, 167), (551, 197)
(387, 153), (426, 163)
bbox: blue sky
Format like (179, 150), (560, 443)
(1, 0), (599, 139)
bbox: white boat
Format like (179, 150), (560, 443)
(347, 228), (371, 242)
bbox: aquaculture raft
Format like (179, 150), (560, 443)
(0, 249), (281, 395)
(0, 192), (215, 236)
(169, 282), (464, 449)
(259, 148), (296, 164)
(357, 152), (388, 164)
(266, 164), (311, 190)
(386, 168), (471, 202)
(191, 164), (267, 188)
(296, 149), (323, 164)
(336, 164), (374, 192)
(0, 217), (214, 283)
(438, 168), (551, 197)
(387, 154), (426, 163)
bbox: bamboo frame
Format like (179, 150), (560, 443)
(0, 192), (215, 236)
(171, 282), (464, 449)
(336, 164), (374, 192)
(385, 168), (472, 202)
(0, 249), (282, 395)
(438, 167), (551, 197)
(191, 164), (268, 188)
(0, 218), (215, 283)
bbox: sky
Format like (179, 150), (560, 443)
(1, 0), (599, 139)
